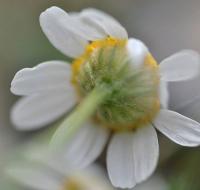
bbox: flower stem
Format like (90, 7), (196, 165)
(50, 85), (109, 150)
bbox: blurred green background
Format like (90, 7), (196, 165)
(1, 0), (200, 189)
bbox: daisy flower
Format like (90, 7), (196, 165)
(7, 158), (113, 190)
(10, 6), (200, 188)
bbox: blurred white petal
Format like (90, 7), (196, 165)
(63, 121), (109, 169)
(68, 12), (106, 40)
(177, 97), (200, 123)
(11, 90), (76, 130)
(81, 8), (128, 39)
(168, 75), (200, 110)
(40, 6), (87, 57)
(154, 109), (200, 146)
(7, 164), (61, 190)
(160, 50), (200, 81)
(127, 38), (149, 67)
(78, 12), (107, 38)
(11, 61), (73, 96)
(107, 126), (159, 188)
(159, 80), (169, 109)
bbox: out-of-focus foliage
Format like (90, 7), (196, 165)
(167, 150), (200, 190)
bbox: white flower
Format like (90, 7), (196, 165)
(10, 6), (200, 188)
(7, 157), (113, 190)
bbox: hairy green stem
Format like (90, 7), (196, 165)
(50, 85), (109, 150)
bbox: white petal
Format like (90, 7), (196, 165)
(127, 38), (149, 67)
(26, 123), (109, 174)
(63, 121), (109, 169)
(24, 145), (71, 176)
(154, 109), (200, 146)
(40, 6), (88, 57)
(81, 8), (128, 39)
(132, 175), (168, 190)
(168, 75), (200, 110)
(11, 90), (76, 130)
(11, 61), (73, 96)
(159, 80), (169, 109)
(160, 50), (200, 82)
(107, 126), (159, 189)
(177, 97), (200, 123)
(78, 12), (107, 38)
(68, 13), (106, 40)
(6, 163), (62, 190)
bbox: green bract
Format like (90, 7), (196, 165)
(75, 45), (160, 130)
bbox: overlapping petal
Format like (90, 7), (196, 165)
(127, 38), (148, 67)
(160, 50), (200, 82)
(11, 90), (76, 130)
(40, 6), (88, 57)
(168, 75), (200, 110)
(80, 8), (128, 39)
(159, 80), (169, 109)
(177, 97), (200, 123)
(40, 7), (128, 57)
(62, 121), (109, 169)
(107, 126), (159, 188)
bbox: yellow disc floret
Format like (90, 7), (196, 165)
(71, 37), (127, 84)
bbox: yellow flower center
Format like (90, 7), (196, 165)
(62, 178), (82, 190)
(71, 37), (160, 131)
(71, 37), (127, 84)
